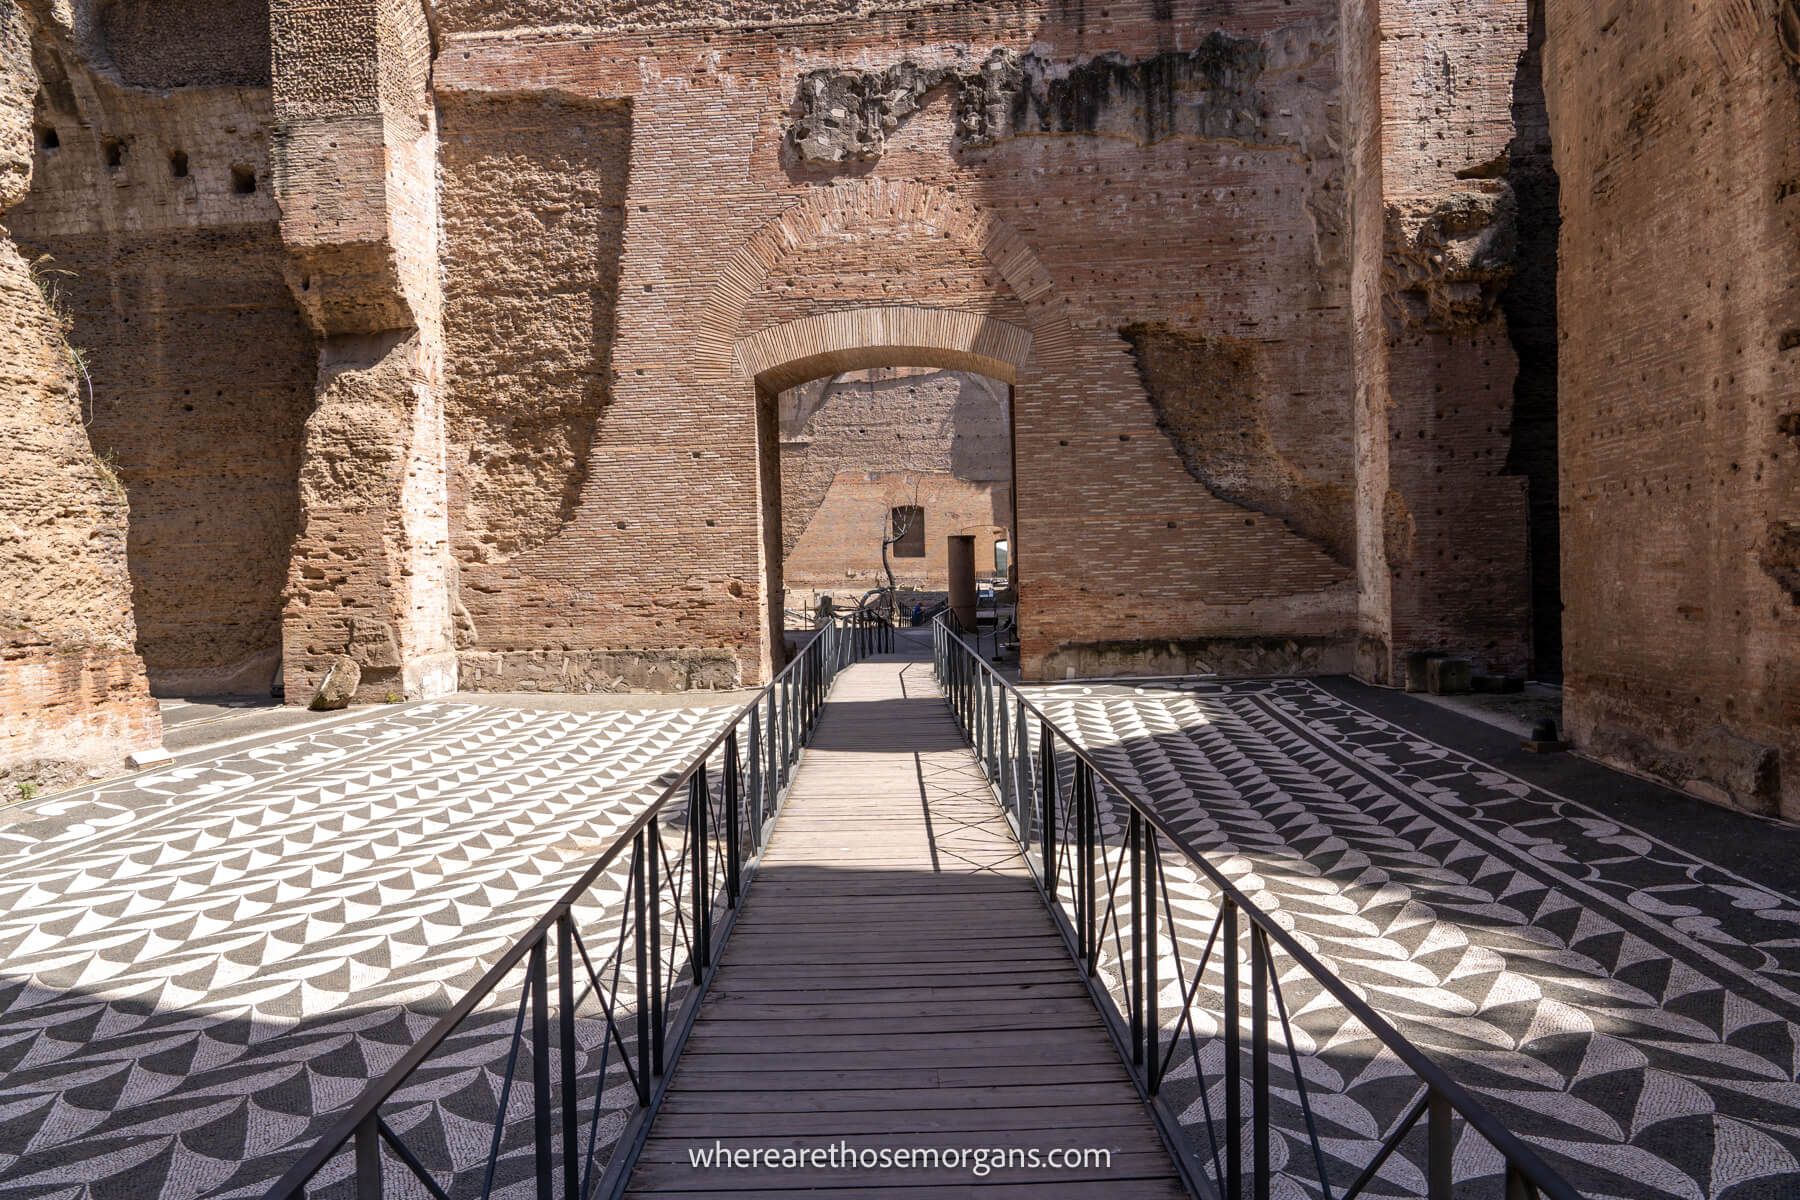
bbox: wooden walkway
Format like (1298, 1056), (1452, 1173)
(624, 642), (1185, 1196)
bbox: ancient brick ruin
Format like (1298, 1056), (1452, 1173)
(779, 368), (1012, 611)
(0, 0), (1793, 817)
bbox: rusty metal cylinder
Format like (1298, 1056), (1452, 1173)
(947, 535), (977, 632)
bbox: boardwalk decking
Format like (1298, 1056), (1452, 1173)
(624, 646), (1184, 1196)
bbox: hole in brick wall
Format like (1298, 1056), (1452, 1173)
(104, 138), (124, 169)
(39, 127), (58, 151)
(231, 165), (256, 194)
(169, 150), (188, 178)
(890, 506), (925, 558)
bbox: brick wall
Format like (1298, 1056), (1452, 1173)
(779, 368), (1010, 605)
(1340, 0), (1533, 687)
(8, 18), (317, 696)
(434, 0), (1366, 684)
(273, 0), (459, 705)
(0, 0), (158, 787)
(1547, 0), (1800, 818)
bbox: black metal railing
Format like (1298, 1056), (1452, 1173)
(931, 617), (1581, 1200)
(845, 604), (894, 658)
(264, 619), (867, 1200)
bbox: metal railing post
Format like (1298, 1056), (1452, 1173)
(1129, 807), (1144, 1069)
(556, 914), (578, 1200)
(632, 834), (650, 1104)
(1224, 899), (1241, 1199)
(724, 732), (742, 907)
(1143, 831), (1159, 1094)
(1428, 1088), (1454, 1200)
(765, 690), (777, 815)
(530, 935), (553, 1200)
(1039, 726), (1057, 894)
(1251, 927), (1270, 1200)
(1078, 760), (1097, 971)
(747, 708), (763, 840)
(353, 1113), (381, 1200)
(690, 770), (710, 970)
(998, 683), (1013, 818)
(649, 824), (664, 1076)
(1014, 698), (1030, 839)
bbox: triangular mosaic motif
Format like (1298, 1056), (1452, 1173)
(1022, 679), (1800, 1200)
(0, 701), (737, 1199)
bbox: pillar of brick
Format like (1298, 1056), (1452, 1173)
(1545, 0), (1800, 818)
(1342, 0), (1533, 688)
(271, 0), (457, 704)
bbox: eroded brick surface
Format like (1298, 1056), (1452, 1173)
(1548, 0), (1800, 818)
(0, 0), (158, 787)
(12, 0), (1779, 823)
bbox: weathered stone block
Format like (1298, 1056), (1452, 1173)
(309, 654), (362, 710)
(1426, 657), (1472, 696)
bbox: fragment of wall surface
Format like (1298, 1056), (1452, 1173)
(434, 0), (1363, 685)
(8, 0), (317, 698)
(0, 0), (158, 786)
(1546, 0), (1800, 818)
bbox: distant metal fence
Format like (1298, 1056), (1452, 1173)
(263, 618), (867, 1200)
(932, 616), (1582, 1200)
(845, 604), (894, 658)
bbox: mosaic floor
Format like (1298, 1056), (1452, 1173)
(4, 677), (1799, 1199)
(1024, 678), (1800, 1200)
(0, 701), (737, 1199)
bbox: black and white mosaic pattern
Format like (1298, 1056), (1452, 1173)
(0, 701), (737, 1199)
(1024, 678), (1800, 1200)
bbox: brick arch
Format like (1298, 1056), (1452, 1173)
(698, 179), (1073, 380)
(735, 307), (1033, 393)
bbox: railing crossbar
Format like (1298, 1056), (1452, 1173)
(262, 616), (872, 1200)
(1343, 1091), (1431, 1200)
(929, 615), (1583, 1200)
(478, 963), (537, 1200)
(568, 921), (642, 1106)
(376, 1117), (451, 1200)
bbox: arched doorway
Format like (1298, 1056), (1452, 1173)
(736, 307), (1031, 666)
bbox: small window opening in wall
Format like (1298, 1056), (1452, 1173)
(38, 127), (59, 151)
(890, 506), (925, 558)
(169, 150), (188, 178)
(231, 165), (256, 194)
(104, 138), (124, 169)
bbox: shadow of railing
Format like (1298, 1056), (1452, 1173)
(931, 616), (1583, 1200)
(257, 617), (876, 1200)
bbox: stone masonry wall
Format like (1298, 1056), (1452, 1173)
(8, 8), (318, 696)
(1546, 0), (1800, 818)
(0, 0), (158, 789)
(273, 0), (459, 705)
(435, 0), (1363, 684)
(778, 368), (1011, 605)
(438, 90), (645, 690)
(1340, 0), (1533, 688)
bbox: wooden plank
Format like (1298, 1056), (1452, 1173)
(624, 1183), (1190, 1199)
(683, 1028), (1116, 1053)
(701, 981), (1092, 1005)
(623, 1153), (1181, 1192)
(621, 658), (1179, 1196)
(635, 1104), (1156, 1138)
